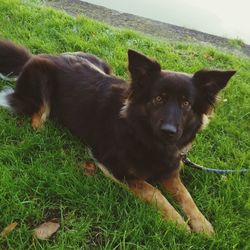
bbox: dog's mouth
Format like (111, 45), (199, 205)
(159, 131), (182, 144)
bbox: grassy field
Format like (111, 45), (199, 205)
(0, 0), (249, 249)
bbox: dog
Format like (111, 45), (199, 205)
(0, 39), (236, 235)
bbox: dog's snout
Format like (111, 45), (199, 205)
(161, 123), (177, 136)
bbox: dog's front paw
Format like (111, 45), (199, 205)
(190, 217), (214, 236)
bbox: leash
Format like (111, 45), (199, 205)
(181, 154), (249, 175)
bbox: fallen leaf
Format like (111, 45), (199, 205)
(1, 222), (18, 237)
(82, 162), (97, 176)
(33, 221), (60, 240)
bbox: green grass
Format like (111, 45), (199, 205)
(229, 38), (245, 49)
(0, 0), (250, 249)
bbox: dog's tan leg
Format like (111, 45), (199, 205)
(161, 173), (214, 236)
(128, 179), (191, 232)
(97, 164), (190, 232)
(31, 103), (50, 129)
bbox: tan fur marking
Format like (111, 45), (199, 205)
(161, 174), (214, 235)
(31, 103), (50, 129)
(180, 143), (192, 156)
(97, 163), (190, 232)
(128, 180), (191, 232)
(62, 53), (107, 75)
(200, 114), (211, 130)
(97, 163), (122, 185)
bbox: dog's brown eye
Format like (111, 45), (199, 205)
(156, 96), (162, 102)
(152, 95), (163, 105)
(182, 100), (190, 108)
(152, 96), (163, 105)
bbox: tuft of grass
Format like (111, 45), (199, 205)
(0, 0), (250, 249)
(229, 38), (245, 49)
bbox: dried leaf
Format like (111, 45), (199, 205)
(33, 221), (60, 240)
(82, 162), (97, 176)
(1, 222), (18, 237)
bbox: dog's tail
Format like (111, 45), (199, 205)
(0, 40), (31, 111)
(0, 39), (31, 79)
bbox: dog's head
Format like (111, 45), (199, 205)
(123, 49), (236, 146)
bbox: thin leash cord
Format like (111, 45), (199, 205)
(181, 155), (249, 174)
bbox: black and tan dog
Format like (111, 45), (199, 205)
(0, 39), (236, 235)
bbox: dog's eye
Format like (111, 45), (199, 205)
(156, 96), (162, 102)
(182, 100), (190, 108)
(152, 96), (163, 105)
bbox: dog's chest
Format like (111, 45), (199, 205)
(125, 146), (181, 181)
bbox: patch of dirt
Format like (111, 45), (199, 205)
(46, 0), (250, 57)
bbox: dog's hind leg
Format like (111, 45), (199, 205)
(161, 173), (214, 236)
(31, 102), (50, 129)
(127, 179), (191, 233)
(7, 56), (55, 129)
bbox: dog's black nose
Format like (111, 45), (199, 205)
(161, 124), (177, 136)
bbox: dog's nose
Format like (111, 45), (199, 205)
(161, 124), (177, 136)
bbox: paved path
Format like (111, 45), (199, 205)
(47, 0), (250, 57)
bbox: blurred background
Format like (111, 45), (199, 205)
(84, 0), (250, 44)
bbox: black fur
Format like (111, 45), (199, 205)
(0, 39), (31, 76)
(0, 40), (236, 182)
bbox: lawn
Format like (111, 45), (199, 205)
(0, 0), (249, 249)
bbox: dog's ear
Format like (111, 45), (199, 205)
(128, 49), (161, 82)
(193, 70), (236, 92)
(192, 69), (236, 114)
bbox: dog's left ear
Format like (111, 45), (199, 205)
(128, 49), (161, 82)
(193, 69), (236, 93)
(192, 69), (236, 114)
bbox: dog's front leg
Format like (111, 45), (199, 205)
(161, 173), (214, 236)
(127, 179), (190, 232)
(97, 163), (190, 232)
